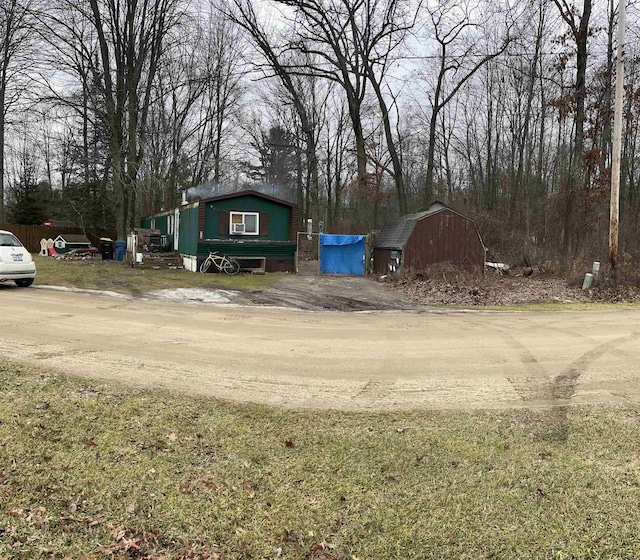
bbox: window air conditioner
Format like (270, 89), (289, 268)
(232, 223), (245, 234)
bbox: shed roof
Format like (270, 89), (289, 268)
(374, 201), (463, 250)
(375, 219), (417, 250)
(54, 234), (91, 244)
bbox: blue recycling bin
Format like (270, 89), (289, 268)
(115, 240), (127, 261)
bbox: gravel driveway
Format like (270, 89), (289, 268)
(2, 288), (640, 412)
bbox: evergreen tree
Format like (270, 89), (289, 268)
(7, 153), (47, 225)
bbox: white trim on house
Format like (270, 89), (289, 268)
(173, 208), (180, 249)
(229, 211), (259, 236)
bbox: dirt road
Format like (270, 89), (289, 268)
(2, 287), (640, 411)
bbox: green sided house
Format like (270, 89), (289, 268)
(143, 190), (300, 273)
(139, 209), (178, 251)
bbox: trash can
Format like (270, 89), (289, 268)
(100, 238), (114, 260)
(115, 240), (127, 261)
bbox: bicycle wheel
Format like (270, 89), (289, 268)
(223, 258), (241, 275)
(200, 258), (212, 273)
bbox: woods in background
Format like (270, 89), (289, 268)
(0, 0), (638, 264)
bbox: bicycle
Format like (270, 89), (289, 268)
(199, 251), (241, 275)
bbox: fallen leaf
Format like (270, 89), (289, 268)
(167, 433), (177, 442)
(285, 530), (298, 542)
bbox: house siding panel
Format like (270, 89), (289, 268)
(289, 206), (300, 242)
(178, 206), (199, 256)
(196, 241), (296, 259)
(403, 210), (484, 272)
(196, 240), (296, 273)
(139, 210), (172, 233)
(203, 195), (291, 241)
(155, 215), (169, 237)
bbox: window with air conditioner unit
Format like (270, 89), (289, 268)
(230, 212), (259, 235)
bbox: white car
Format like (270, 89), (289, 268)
(0, 229), (36, 287)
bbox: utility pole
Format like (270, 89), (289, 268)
(609, 0), (626, 271)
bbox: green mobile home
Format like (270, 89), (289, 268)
(139, 209), (178, 251)
(144, 190), (300, 273)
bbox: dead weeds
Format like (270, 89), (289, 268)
(389, 261), (640, 308)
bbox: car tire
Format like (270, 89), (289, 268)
(15, 279), (34, 287)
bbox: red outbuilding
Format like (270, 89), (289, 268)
(372, 201), (485, 275)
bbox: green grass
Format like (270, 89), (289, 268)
(32, 255), (281, 297)
(2, 361), (640, 558)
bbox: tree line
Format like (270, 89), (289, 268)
(0, 0), (638, 264)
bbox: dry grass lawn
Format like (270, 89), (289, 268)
(30, 255), (281, 297)
(2, 361), (640, 558)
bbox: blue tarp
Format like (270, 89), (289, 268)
(319, 234), (366, 275)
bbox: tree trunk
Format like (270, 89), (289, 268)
(424, 45), (445, 209)
(0, 86), (4, 223)
(574, 0), (592, 162)
(368, 68), (407, 214)
(511, 5), (544, 223)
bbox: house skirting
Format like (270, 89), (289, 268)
(181, 240), (297, 273)
(181, 255), (198, 272)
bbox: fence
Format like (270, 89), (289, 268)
(0, 223), (118, 253)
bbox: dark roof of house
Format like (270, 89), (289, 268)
(199, 189), (295, 207)
(56, 234), (91, 244)
(374, 201), (458, 250)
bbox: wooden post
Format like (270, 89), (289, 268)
(609, 0), (626, 270)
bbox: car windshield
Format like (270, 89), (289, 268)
(0, 233), (22, 247)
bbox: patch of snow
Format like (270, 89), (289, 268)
(34, 285), (131, 299)
(148, 287), (241, 304)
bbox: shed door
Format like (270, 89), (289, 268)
(319, 234), (366, 276)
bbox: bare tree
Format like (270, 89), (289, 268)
(359, 0), (418, 215)
(224, 0), (320, 218)
(268, 0), (415, 216)
(553, 0), (593, 165)
(0, 0), (34, 222)
(87, 0), (183, 238)
(552, 0), (592, 255)
(510, 2), (546, 235)
(422, 0), (513, 208)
